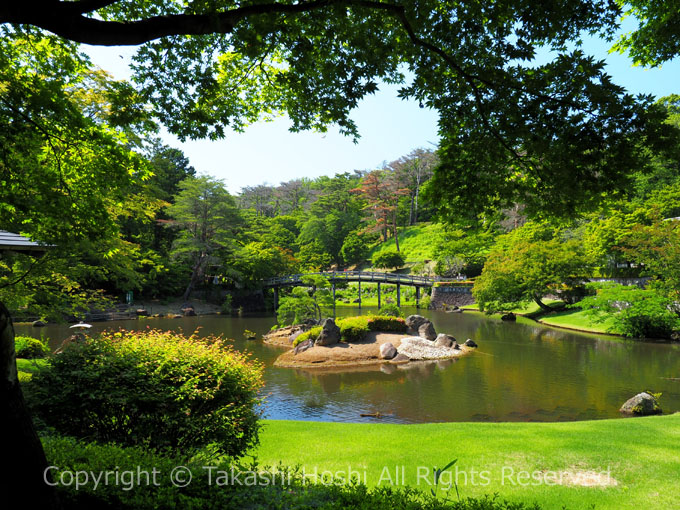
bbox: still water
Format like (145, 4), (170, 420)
(15, 308), (680, 424)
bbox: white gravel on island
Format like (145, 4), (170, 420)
(397, 336), (462, 360)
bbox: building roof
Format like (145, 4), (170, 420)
(0, 230), (47, 253)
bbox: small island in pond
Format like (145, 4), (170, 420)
(264, 314), (477, 369)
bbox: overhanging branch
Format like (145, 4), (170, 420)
(1, 0), (337, 45)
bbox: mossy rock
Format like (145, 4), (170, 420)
(620, 392), (662, 416)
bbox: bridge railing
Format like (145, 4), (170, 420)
(262, 271), (438, 287)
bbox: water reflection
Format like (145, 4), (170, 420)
(15, 307), (680, 424)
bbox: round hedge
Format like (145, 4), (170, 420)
(15, 336), (50, 359)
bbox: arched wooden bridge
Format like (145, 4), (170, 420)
(262, 271), (439, 309)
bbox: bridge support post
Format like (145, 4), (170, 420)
(332, 282), (336, 319)
(416, 286), (420, 309)
(357, 280), (361, 309)
(396, 283), (401, 307)
(273, 287), (279, 311)
(377, 282), (381, 309)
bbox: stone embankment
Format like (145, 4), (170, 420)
(429, 284), (475, 310)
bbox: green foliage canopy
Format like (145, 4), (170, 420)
(4, 1), (677, 218)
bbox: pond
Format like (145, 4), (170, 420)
(14, 308), (680, 424)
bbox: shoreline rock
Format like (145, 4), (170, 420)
(620, 392), (662, 416)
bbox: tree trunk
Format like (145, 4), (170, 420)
(393, 216), (400, 253)
(409, 193), (416, 226)
(0, 301), (59, 508)
(182, 253), (205, 302)
(533, 295), (552, 312)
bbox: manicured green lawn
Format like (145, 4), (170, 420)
(461, 302), (620, 337)
(255, 415), (680, 510)
(537, 308), (619, 334)
(335, 296), (419, 308)
(16, 357), (49, 374)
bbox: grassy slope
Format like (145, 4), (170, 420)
(462, 302), (619, 336)
(368, 223), (444, 263)
(256, 415), (680, 510)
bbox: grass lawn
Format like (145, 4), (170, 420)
(461, 302), (620, 337)
(16, 357), (49, 374)
(537, 308), (619, 335)
(368, 223), (444, 263)
(335, 296), (419, 308)
(255, 415), (680, 510)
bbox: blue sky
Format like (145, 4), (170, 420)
(85, 30), (679, 194)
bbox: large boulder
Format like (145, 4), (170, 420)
(405, 314), (429, 331)
(379, 342), (397, 360)
(620, 392), (662, 416)
(315, 318), (341, 346)
(434, 334), (455, 348)
(418, 321), (437, 341)
(32, 320), (46, 327)
(182, 307), (197, 317)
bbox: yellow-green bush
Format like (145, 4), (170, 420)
(25, 330), (264, 459)
(15, 336), (50, 359)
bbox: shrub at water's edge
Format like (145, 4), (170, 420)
(293, 316), (408, 346)
(573, 282), (680, 339)
(15, 335), (50, 358)
(24, 329), (264, 459)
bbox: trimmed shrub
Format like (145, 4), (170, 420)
(42, 435), (543, 510)
(372, 250), (405, 270)
(15, 336), (50, 359)
(25, 330), (264, 459)
(292, 326), (322, 346)
(368, 316), (408, 333)
(337, 316), (372, 342)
